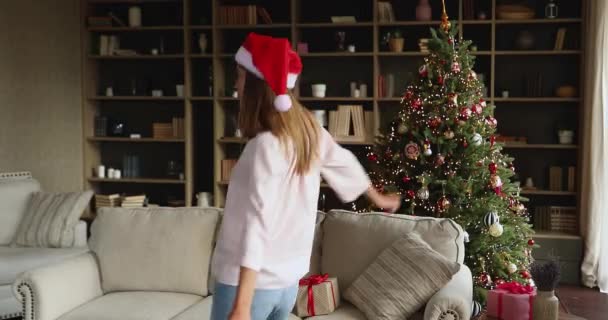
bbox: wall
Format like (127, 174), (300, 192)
(0, 0), (83, 192)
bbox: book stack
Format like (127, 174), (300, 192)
(99, 35), (119, 56)
(328, 105), (372, 143)
(549, 166), (563, 191)
(463, 0), (476, 20)
(221, 159), (238, 181)
(95, 194), (121, 208)
(534, 206), (578, 235)
(218, 6), (273, 25)
(172, 117), (185, 139)
(418, 39), (429, 54)
(153, 122), (173, 139)
(121, 195), (146, 208)
(554, 28), (567, 50)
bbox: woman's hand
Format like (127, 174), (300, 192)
(366, 186), (401, 213)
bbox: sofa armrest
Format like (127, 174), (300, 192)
(73, 220), (88, 248)
(13, 253), (103, 320)
(424, 264), (473, 320)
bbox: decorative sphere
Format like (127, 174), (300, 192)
(471, 133), (483, 146)
(489, 223), (504, 237)
(484, 211), (500, 226)
(397, 123), (408, 134)
(521, 270), (531, 279)
(528, 239), (535, 246)
(437, 196), (451, 212)
(507, 263), (518, 274)
(490, 174), (503, 188)
(416, 186), (430, 200)
(463, 231), (470, 243)
(444, 130), (455, 139)
(423, 147), (433, 156)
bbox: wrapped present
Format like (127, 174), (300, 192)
(296, 274), (340, 317)
(487, 282), (536, 320)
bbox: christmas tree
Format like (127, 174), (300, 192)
(366, 16), (535, 301)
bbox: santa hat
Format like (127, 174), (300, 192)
(235, 33), (302, 112)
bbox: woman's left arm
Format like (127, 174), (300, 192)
(230, 267), (258, 320)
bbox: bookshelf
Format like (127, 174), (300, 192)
(82, 0), (585, 233)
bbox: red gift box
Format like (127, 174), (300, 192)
(487, 282), (536, 320)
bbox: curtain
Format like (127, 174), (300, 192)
(580, 0), (608, 293)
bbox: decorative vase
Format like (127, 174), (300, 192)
(198, 33), (208, 53)
(516, 31), (535, 50)
(128, 6), (142, 27)
(534, 290), (559, 320)
(416, 0), (432, 21)
(389, 38), (404, 52)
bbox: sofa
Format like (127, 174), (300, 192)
(0, 172), (88, 319)
(14, 207), (473, 320)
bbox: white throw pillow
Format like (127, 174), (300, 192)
(13, 191), (93, 248)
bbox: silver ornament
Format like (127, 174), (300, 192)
(471, 133), (483, 146)
(507, 263), (517, 274)
(463, 231), (470, 243)
(416, 186), (430, 200)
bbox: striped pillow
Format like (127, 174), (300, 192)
(344, 233), (460, 320)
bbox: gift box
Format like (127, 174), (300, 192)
(487, 282), (536, 320)
(296, 274), (340, 317)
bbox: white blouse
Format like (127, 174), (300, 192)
(211, 128), (370, 289)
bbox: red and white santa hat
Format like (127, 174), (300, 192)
(235, 33), (302, 112)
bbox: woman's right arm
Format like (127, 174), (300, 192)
(320, 129), (400, 212)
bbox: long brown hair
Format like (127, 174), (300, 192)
(238, 71), (320, 175)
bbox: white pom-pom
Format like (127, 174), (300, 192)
(274, 94), (292, 112)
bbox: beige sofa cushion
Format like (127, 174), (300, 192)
(58, 291), (201, 320)
(13, 191), (93, 248)
(89, 207), (221, 296)
(344, 234), (460, 320)
(321, 210), (463, 291)
(172, 296), (302, 320)
(0, 246), (88, 285)
(0, 178), (40, 245)
(307, 211), (326, 277)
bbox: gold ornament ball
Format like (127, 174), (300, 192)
(444, 130), (455, 139)
(398, 123), (408, 134)
(489, 223), (504, 237)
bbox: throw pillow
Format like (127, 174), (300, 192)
(344, 233), (460, 320)
(13, 191), (93, 248)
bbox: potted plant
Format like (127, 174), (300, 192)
(531, 260), (561, 320)
(389, 30), (405, 52)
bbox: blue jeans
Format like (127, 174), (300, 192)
(211, 282), (298, 320)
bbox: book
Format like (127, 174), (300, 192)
(351, 105), (365, 138)
(549, 166), (563, 191)
(328, 111), (338, 137)
(257, 7), (273, 24)
(221, 159), (238, 181)
(364, 111), (374, 142)
(554, 28), (567, 50)
(567, 166), (576, 192)
(99, 35), (109, 55)
(377, 1), (395, 22)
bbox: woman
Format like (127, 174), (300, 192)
(210, 33), (401, 320)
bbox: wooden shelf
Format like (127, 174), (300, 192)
(87, 0), (182, 3)
(218, 137), (247, 144)
(296, 22), (374, 28)
(189, 96), (214, 101)
(88, 177), (185, 184)
(495, 50), (581, 55)
(220, 180), (334, 189)
(300, 52), (374, 57)
(87, 137), (184, 143)
(533, 231), (581, 240)
(520, 190), (577, 196)
(377, 97), (403, 102)
(462, 20), (492, 25)
(335, 140), (373, 146)
(502, 144), (578, 149)
(471, 51), (492, 55)
(189, 54), (213, 58)
(298, 97), (373, 102)
(89, 96), (184, 101)
(218, 97), (238, 101)
(377, 51), (427, 56)
(190, 25), (212, 30)
(377, 21), (441, 26)
(87, 26), (183, 31)
(88, 54), (184, 59)
(495, 18), (582, 25)
(493, 97), (580, 102)
(216, 23), (291, 29)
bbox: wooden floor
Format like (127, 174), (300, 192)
(556, 285), (608, 320)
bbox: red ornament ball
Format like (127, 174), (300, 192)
(521, 270), (531, 279)
(402, 176), (411, 183)
(368, 154), (378, 162)
(429, 117), (442, 128)
(471, 103), (483, 115)
(489, 162), (498, 173)
(437, 75), (444, 85)
(411, 98), (423, 109)
(419, 65), (428, 77)
(406, 190), (416, 199)
(463, 140), (469, 148)
(478, 272), (492, 285)
(528, 239), (535, 246)
(459, 107), (472, 120)
(435, 154), (446, 166)
(486, 116), (498, 128)
(404, 90), (413, 100)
